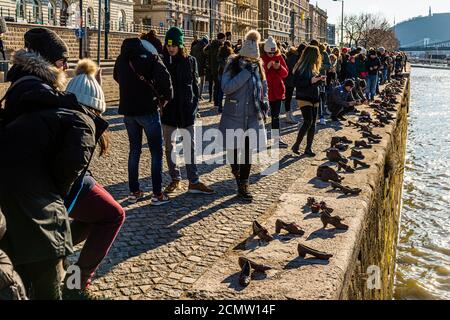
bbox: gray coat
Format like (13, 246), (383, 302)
(219, 60), (268, 152)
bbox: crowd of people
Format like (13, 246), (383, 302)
(0, 26), (408, 300)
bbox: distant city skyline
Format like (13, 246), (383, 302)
(316, 0), (450, 26)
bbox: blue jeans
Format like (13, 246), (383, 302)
(366, 74), (378, 100)
(123, 113), (163, 195)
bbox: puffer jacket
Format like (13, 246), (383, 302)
(0, 50), (103, 266)
(219, 57), (268, 151)
(262, 52), (289, 102)
(294, 68), (322, 103)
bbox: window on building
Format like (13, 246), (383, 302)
(32, 0), (42, 24)
(118, 9), (126, 31)
(16, 0), (26, 20)
(47, 1), (56, 25)
(142, 0), (151, 4)
(60, 0), (69, 26)
(142, 18), (151, 26)
(87, 7), (94, 27)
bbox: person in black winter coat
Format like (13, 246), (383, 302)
(161, 27), (214, 195)
(204, 33), (225, 109)
(284, 43), (306, 124)
(0, 28), (103, 299)
(365, 50), (381, 101)
(291, 45), (325, 157)
(114, 37), (173, 205)
(190, 36), (209, 99)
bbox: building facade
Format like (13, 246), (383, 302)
(133, 0), (211, 37)
(217, 0), (258, 40)
(0, 0), (133, 32)
(308, 2), (327, 43)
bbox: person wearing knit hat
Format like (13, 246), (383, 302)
(66, 59), (106, 114)
(162, 28), (215, 195)
(219, 29), (268, 201)
(262, 36), (289, 149)
(24, 27), (69, 69)
(64, 58), (126, 296)
(239, 29), (261, 60)
(165, 26), (184, 48)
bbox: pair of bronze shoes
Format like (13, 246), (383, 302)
(238, 256), (272, 287)
(326, 148), (348, 164)
(320, 211), (349, 230)
(354, 140), (372, 149)
(354, 159), (370, 169)
(331, 136), (352, 148)
(351, 149), (365, 160)
(252, 220), (305, 241)
(337, 161), (356, 173)
(330, 181), (362, 195)
(307, 197), (334, 214)
(317, 165), (344, 183)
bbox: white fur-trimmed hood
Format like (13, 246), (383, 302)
(11, 49), (67, 90)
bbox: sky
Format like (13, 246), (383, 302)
(315, 0), (450, 25)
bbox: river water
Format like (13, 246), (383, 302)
(394, 67), (450, 300)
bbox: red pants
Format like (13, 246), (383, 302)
(70, 182), (125, 288)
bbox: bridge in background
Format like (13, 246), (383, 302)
(400, 39), (450, 52)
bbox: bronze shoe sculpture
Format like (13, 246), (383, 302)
(330, 181), (362, 195)
(252, 221), (274, 242)
(334, 143), (349, 152)
(238, 260), (252, 287)
(307, 197), (317, 207)
(311, 202), (321, 213)
(317, 165), (344, 183)
(354, 140), (372, 149)
(351, 149), (365, 159)
(337, 161), (356, 173)
(275, 219), (305, 236)
(326, 148), (348, 163)
(362, 131), (382, 140)
(354, 159), (371, 169)
(319, 201), (334, 214)
(367, 136), (381, 144)
(298, 243), (333, 260)
(331, 136), (352, 147)
(320, 211), (349, 230)
(238, 257), (272, 273)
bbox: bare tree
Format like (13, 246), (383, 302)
(342, 13), (399, 50)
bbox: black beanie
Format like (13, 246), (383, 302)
(24, 28), (69, 64)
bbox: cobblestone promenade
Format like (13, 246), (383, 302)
(82, 102), (337, 299)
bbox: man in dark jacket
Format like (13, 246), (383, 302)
(328, 79), (359, 121)
(204, 33), (225, 110)
(190, 35), (209, 99)
(114, 37), (173, 205)
(0, 28), (101, 299)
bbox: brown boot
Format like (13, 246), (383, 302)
(297, 243), (333, 260)
(164, 180), (181, 193)
(320, 211), (349, 230)
(317, 165), (344, 183)
(275, 219), (305, 236)
(326, 148), (348, 163)
(238, 181), (253, 201)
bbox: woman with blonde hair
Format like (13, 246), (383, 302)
(291, 45), (325, 157)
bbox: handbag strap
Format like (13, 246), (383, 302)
(128, 60), (160, 102)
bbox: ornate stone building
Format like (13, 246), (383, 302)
(259, 0), (311, 45)
(0, 0), (133, 31)
(308, 2), (327, 43)
(133, 0), (210, 37)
